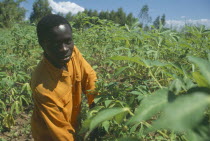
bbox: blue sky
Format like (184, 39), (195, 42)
(21, 0), (210, 27)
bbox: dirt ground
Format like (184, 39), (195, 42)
(0, 112), (34, 141)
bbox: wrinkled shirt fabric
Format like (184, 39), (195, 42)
(30, 46), (97, 141)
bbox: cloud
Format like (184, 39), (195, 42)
(166, 19), (210, 28)
(48, 0), (85, 15)
(181, 16), (186, 19)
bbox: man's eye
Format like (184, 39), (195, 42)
(66, 39), (72, 44)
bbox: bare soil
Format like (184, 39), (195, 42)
(0, 112), (34, 141)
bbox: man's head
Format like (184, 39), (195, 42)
(37, 14), (74, 68)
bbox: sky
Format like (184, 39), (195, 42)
(21, 0), (210, 28)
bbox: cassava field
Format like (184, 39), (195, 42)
(0, 16), (210, 141)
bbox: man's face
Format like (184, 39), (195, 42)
(43, 24), (74, 67)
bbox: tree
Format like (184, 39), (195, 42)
(161, 14), (166, 26)
(116, 8), (126, 26)
(0, 0), (26, 28)
(138, 5), (152, 27)
(78, 8), (137, 27)
(99, 11), (106, 19)
(126, 13), (138, 26)
(109, 10), (115, 21)
(153, 16), (160, 29)
(57, 12), (65, 17)
(83, 9), (88, 15)
(30, 0), (52, 24)
(153, 14), (166, 29)
(92, 10), (98, 17)
(65, 12), (73, 22)
(87, 9), (93, 17)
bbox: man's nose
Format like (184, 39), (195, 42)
(60, 43), (68, 52)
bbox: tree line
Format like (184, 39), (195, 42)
(0, 0), (166, 29)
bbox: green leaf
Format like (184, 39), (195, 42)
(207, 53), (210, 62)
(0, 100), (6, 111)
(10, 102), (15, 114)
(192, 72), (210, 88)
(188, 56), (210, 86)
(149, 92), (210, 132)
(143, 59), (168, 67)
(89, 107), (129, 132)
(20, 95), (29, 106)
(117, 137), (139, 141)
(127, 88), (168, 125)
(104, 100), (113, 108)
(114, 112), (126, 124)
(94, 97), (101, 104)
(0, 137), (7, 141)
(3, 114), (15, 128)
(114, 66), (129, 76)
(186, 127), (210, 141)
(110, 56), (146, 67)
(169, 78), (184, 94)
(129, 91), (143, 95)
(25, 82), (31, 94)
(130, 123), (140, 133)
(79, 119), (91, 134)
(21, 83), (27, 93)
(102, 120), (110, 133)
(15, 101), (20, 114)
(186, 130), (203, 141)
(87, 106), (104, 118)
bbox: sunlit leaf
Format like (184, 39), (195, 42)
(188, 56), (210, 86)
(192, 72), (210, 88)
(127, 88), (168, 125)
(104, 100), (113, 108)
(110, 56), (146, 66)
(114, 66), (130, 76)
(115, 112), (126, 124)
(89, 107), (130, 132)
(102, 120), (110, 133)
(149, 92), (210, 132)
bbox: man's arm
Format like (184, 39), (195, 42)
(75, 47), (98, 106)
(33, 89), (75, 141)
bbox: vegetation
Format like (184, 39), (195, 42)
(138, 4), (152, 27)
(0, 0), (209, 140)
(153, 14), (166, 29)
(30, 0), (52, 24)
(0, 15), (209, 140)
(0, 0), (26, 28)
(83, 8), (138, 27)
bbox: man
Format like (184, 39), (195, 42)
(30, 14), (97, 141)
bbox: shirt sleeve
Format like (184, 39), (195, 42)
(76, 47), (98, 105)
(33, 88), (75, 141)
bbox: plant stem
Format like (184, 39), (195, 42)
(149, 68), (163, 88)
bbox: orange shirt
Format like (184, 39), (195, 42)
(30, 46), (97, 141)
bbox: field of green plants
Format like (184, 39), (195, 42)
(0, 16), (210, 141)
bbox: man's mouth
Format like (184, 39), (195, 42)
(62, 55), (70, 61)
(58, 53), (71, 61)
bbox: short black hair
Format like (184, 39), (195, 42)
(37, 14), (72, 45)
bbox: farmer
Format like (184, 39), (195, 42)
(30, 14), (97, 141)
